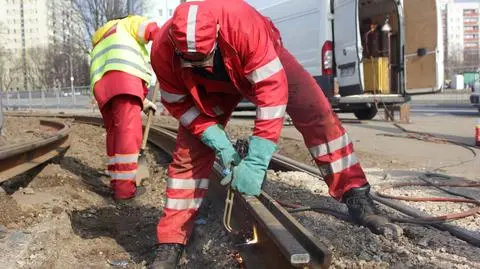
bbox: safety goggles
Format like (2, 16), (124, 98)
(168, 27), (217, 68)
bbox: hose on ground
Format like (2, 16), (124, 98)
(280, 125), (479, 226)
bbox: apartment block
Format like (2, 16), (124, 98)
(0, 0), (75, 90)
(143, 0), (181, 26)
(441, 0), (480, 68)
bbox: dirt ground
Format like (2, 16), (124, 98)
(0, 115), (479, 269)
(0, 117), (240, 269)
(1, 117), (56, 145)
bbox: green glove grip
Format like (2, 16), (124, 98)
(230, 136), (278, 196)
(200, 124), (240, 169)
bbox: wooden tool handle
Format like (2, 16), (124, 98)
(141, 83), (159, 150)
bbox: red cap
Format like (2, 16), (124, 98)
(169, 2), (217, 58)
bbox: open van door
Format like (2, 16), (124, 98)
(333, 0), (364, 96)
(403, 0), (443, 94)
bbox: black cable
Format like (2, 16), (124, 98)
(420, 173), (480, 204)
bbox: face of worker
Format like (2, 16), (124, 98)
(179, 44), (217, 69)
(176, 24), (220, 70)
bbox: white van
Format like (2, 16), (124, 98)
(245, 0), (444, 120)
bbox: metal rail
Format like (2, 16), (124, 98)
(0, 119), (71, 182)
(6, 112), (480, 250)
(30, 116), (332, 268)
(147, 126), (331, 269)
(4, 114), (334, 267)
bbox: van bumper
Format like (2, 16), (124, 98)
(331, 94), (411, 111)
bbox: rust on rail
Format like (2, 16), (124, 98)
(0, 119), (71, 182)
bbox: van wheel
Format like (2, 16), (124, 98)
(353, 107), (378, 120)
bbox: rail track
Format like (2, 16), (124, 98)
(0, 119), (71, 183)
(4, 112), (331, 268)
(70, 114), (333, 268)
(4, 112), (480, 268)
(146, 123), (480, 248)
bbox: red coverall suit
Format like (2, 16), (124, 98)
(91, 17), (159, 200)
(150, 1), (368, 244)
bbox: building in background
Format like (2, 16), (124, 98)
(0, 0), (76, 91)
(441, 0), (480, 74)
(142, 0), (181, 85)
(143, 0), (181, 26)
(0, 0), (50, 91)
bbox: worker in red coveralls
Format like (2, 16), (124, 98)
(148, 1), (394, 267)
(89, 15), (159, 200)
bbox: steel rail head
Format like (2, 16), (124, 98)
(0, 119), (71, 182)
(47, 117), (331, 268)
(0, 119), (71, 160)
(146, 125), (322, 268)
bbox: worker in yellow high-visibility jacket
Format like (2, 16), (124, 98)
(90, 15), (159, 200)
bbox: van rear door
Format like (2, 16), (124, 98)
(402, 0), (443, 94)
(333, 0), (364, 95)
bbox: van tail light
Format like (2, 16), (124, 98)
(322, 41), (333, 76)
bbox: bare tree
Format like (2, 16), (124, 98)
(463, 49), (480, 73)
(69, 0), (150, 53)
(444, 45), (464, 79)
(0, 50), (22, 92)
(0, 27), (21, 92)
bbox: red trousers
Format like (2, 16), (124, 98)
(99, 94), (143, 199)
(156, 47), (368, 244)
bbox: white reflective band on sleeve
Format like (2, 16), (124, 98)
(108, 154), (138, 165)
(309, 133), (351, 158)
(256, 104), (286, 120)
(161, 90), (186, 103)
(166, 198), (203, 210)
(110, 172), (137, 180)
(186, 5), (199, 52)
(167, 178), (209, 189)
(180, 106), (200, 127)
(247, 57), (283, 84)
(329, 153), (359, 175)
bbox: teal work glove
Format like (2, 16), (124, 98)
(200, 124), (241, 172)
(221, 136), (278, 196)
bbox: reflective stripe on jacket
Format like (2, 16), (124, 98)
(90, 16), (153, 90)
(151, 0), (288, 142)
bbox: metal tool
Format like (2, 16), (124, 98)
(136, 83), (159, 185)
(222, 139), (258, 245)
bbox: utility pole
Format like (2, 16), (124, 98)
(20, 0), (27, 91)
(69, 55), (74, 105)
(0, 91), (4, 136)
(127, 0), (134, 14)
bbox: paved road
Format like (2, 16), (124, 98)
(409, 91), (478, 116)
(411, 104), (478, 116)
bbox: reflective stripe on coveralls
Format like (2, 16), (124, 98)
(153, 0), (369, 245)
(100, 95), (142, 200)
(157, 126), (215, 244)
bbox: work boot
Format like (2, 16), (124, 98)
(112, 186), (146, 202)
(149, 243), (184, 269)
(343, 184), (402, 237)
